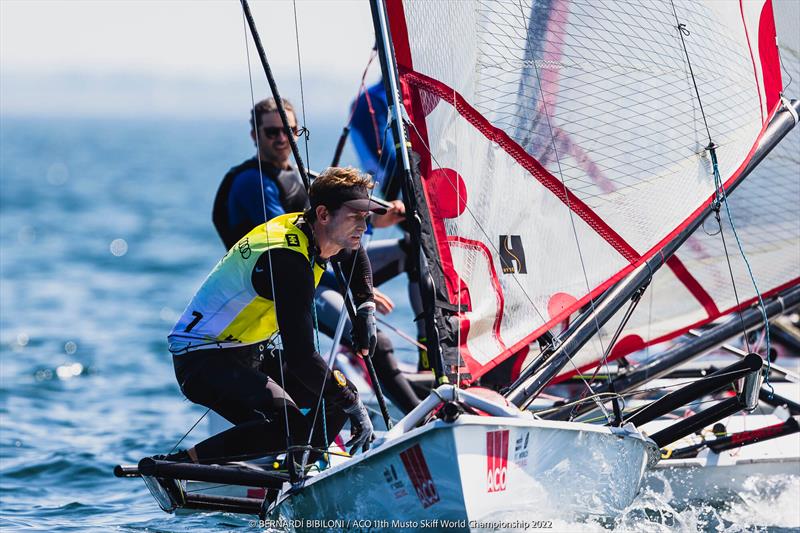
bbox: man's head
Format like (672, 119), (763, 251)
(250, 97), (297, 168)
(307, 167), (387, 257)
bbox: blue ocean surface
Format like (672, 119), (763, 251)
(1, 116), (797, 532)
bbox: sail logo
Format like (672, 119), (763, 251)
(499, 235), (527, 274)
(399, 444), (440, 508)
(486, 429), (510, 492)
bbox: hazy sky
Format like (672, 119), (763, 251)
(0, 0), (381, 118)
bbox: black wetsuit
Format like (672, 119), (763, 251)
(173, 221), (373, 463)
(212, 159), (421, 414)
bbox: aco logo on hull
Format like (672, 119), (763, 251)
(486, 429), (510, 492)
(399, 444), (440, 508)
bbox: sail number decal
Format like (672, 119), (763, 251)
(399, 444), (440, 508)
(499, 235), (527, 274)
(487, 429), (510, 492)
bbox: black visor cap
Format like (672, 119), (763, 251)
(312, 186), (388, 214)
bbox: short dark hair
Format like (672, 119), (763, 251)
(306, 167), (374, 223)
(250, 97), (295, 130)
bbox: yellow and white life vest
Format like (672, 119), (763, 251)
(168, 213), (325, 354)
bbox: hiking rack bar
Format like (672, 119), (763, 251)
(759, 388), (800, 415)
(687, 327), (800, 383)
(624, 353), (762, 428)
(550, 286), (800, 421)
(668, 416), (800, 459)
(137, 458), (288, 489)
(650, 397), (744, 449)
(113, 464), (140, 478)
(183, 493), (262, 515)
(649, 363), (763, 448)
(770, 322), (800, 353)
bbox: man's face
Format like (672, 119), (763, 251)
(254, 111), (297, 166)
(326, 205), (369, 251)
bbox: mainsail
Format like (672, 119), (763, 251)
(385, 0), (784, 382)
(570, 0), (800, 377)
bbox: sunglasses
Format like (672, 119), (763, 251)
(261, 125), (299, 139)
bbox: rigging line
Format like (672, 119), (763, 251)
(303, 214), (386, 451)
(668, 2), (773, 393)
(669, 0), (712, 145)
(302, 266), (341, 461)
(346, 49), (380, 131)
(513, 0), (610, 417)
(645, 266), (655, 359)
(292, 0), (312, 173)
(779, 54), (794, 93)
(537, 366), (754, 418)
(168, 406), (212, 455)
(376, 316), (427, 351)
(714, 209), (751, 354)
(302, 123), (397, 449)
(453, 58), (463, 392)
(579, 395), (737, 425)
(715, 178), (774, 395)
(239, 0), (310, 190)
(240, 7), (293, 465)
(567, 286), (647, 421)
(332, 49), (379, 168)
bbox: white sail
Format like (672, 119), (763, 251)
(556, 0), (800, 377)
(386, 0), (784, 381)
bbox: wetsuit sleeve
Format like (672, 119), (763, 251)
(333, 247), (374, 307)
(252, 249), (358, 409)
(228, 169), (286, 231)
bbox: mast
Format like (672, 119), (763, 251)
(239, 0), (310, 190)
(369, 0), (449, 385)
(505, 99), (800, 408)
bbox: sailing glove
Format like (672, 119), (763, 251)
(344, 398), (374, 455)
(351, 301), (377, 357)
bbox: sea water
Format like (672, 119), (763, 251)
(1, 116), (798, 532)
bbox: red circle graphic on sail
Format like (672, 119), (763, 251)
(428, 168), (467, 219)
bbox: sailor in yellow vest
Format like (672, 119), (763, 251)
(163, 167), (385, 465)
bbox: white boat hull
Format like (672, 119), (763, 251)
(644, 414), (800, 503)
(270, 415), (656, 527)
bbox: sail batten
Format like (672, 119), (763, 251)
(387, 0), (785, 382)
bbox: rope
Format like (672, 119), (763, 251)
(669, 2), (773, 395)
(240, 6), (293, 472)
(567, 285), (647, 421)
(711, 157), (774, 395)
(537, 367), (751, 419)
(291, 0), (313, 174)
(167, 406), (212, 455)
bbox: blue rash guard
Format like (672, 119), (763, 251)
(227, 165), (285, 234)
(213, 157), (309, 250)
